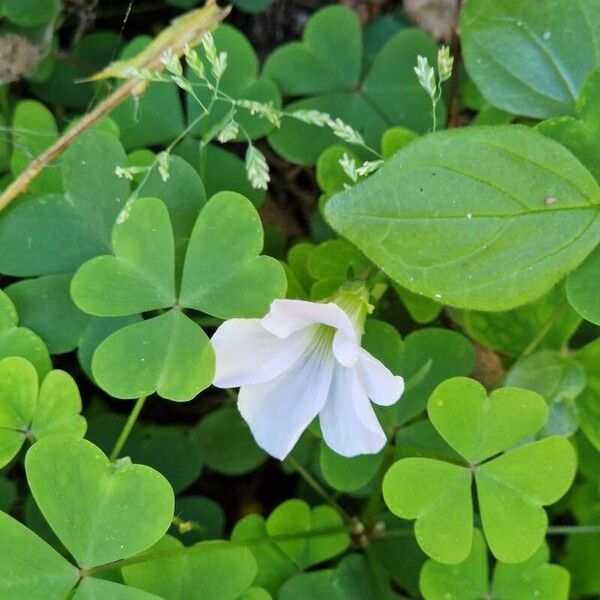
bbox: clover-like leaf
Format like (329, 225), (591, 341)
(383, 459), (473, 564)
(325, 125), (600, 311)
(25, 437), (174, 568)
(0, 357), (86, 468)
(279, 554), (393, 600)
(72, 578), (162, 600)
(476, 437), (576, 563)
(0, 511), (79, 600)
(71, 197), (177, 316)
(179, 191), (286, 318)
(419, 529), (489, 600)
(464, 285), (581, 358)
(70, 191), (283, 400)
(505, 351), (585, 437)
(266, 499), (350, 569)
(10, 100), (62, 195)
(428, 377), (548, 464)
(92, 310), (214, 402)
(383, 377), (577, 563)
(266, 6), (440, 164)
(122, 535), (257, 600)
(0, 289), (51, 377)
(420, 529), (570, 600)
(0, 130), (129, 277)
(461, 0), (600, 118)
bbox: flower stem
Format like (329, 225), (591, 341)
(109, 395), (147, 462)
(360, 444), (395, 528)
(547, 524), (600, 535)
(285, 455), (353, 524)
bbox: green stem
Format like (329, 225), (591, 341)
(547, 524), (600, 535)
(109, 395), (147, 462)
(519, 303), (569, 359)
(285, 455), (353, 524)
(84, 522), (600, 576)
(87, 524), (355, 575)
(361, 444), (395, 528)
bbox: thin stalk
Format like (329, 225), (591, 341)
(109, 395), (147, 462)
(547, 524), (600, 535)
(87, 524), (355, 575)
(286, 455), (353, 524)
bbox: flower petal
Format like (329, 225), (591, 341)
(211, 318), (312, 388)
(319, 366), (386, 457)
(332, 330), (360, 367)
(357, 349), (404, 406)
(262, 299), (357, 341)
(238, 348), (335, 460)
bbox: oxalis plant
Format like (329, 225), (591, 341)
(0, 0), (599, 599)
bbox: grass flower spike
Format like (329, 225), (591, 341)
(211, 284), (404, 460)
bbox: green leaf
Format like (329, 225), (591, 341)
(265, 6), (361, 94)
(30, 33), (121, 111)
(3, 0), (60, 26)
(505, 351), (585, 437)
(122, 535), (257, 600)
(201, 144), (266, 207)
(267, 6), (441, 165)
(171, 496), (225, 541)
(72, 578), (162, 600)
(391, 283), (442, 324)
(419, 529), (488, 600)
(428, 377), (548, 464)
(566, 245), (600, 325)
(77, 315), (143, 381)
(279, 554), (393, 600)
(231, 514), (296, 593)
(111, 36), (185, 149)
(193, 406), (266, 475)
(475, 436), (576, 562)
(266, 499), (350, 569)
(135, 154), (205, 240)
(0, 130), (129, 276)
(0, 357), (84, 468)
(71, 197), (177, 316)
(325, 125), (600, 310)
(187, 25), (281, 141)
(0, 511), (79, 600)
(92, 310), (214, 401)
(383, 458), (473, 564)
(5, 274), (91, 354)
(319, 443), (383, 493)
(460, 0), (600, 118)
(25, 437), (174, 568)
(537, 68), (600, 183)
(392, 328), (475, 425)
(10, 100), (61, 194)
(574, 338), (600, 450)
(464, 285), (581, 357)
(493, 542), (570, 600)
(420, 529), (570, 600)
(316, 146), (361, 194)
(179, 191), (286, 318)
(0, 289), (51, 377)
(385, 378), (576, 563)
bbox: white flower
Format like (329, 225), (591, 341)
(210, 295), (404, 460)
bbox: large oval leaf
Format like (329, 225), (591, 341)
(325, 126), (600, 310)
(461, 0), (600, 118)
